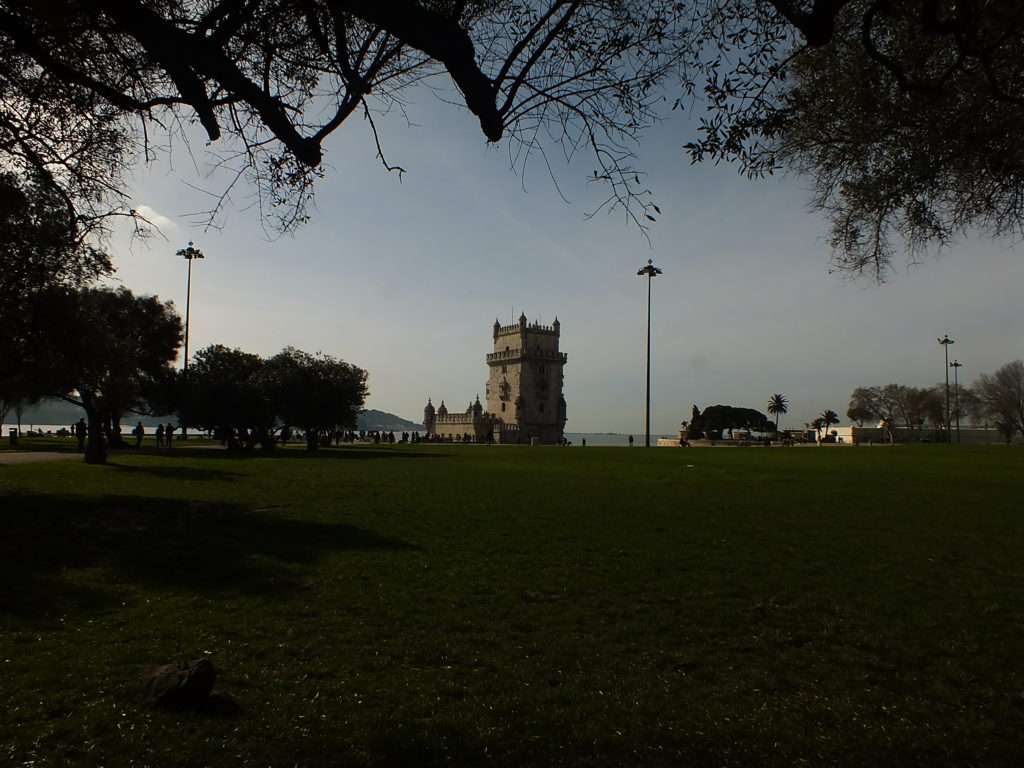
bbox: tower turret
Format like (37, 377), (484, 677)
(493, 318), (501, 340)
(423, 398), (436, 435)
(437, 400), (448, 418)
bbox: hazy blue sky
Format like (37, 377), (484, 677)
(107, 89), (1023, 433)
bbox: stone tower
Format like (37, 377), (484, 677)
(486, 313), (567, 443)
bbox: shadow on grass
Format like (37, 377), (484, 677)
(108, 462), (244, 482)
(143, 446), (450, 462)
(0, 494), (414, 620)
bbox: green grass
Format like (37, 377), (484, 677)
(2, 445), (1023, 766)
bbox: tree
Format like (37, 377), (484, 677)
(178, 344), (274, 448)
(847, 383), (946, 437)
(35, 288), (182, 464)
(181, 344), (368, 451)
(956, 386), (981, 427)
(819, 409), (839, 441)
(261, 348), (368, 451)
(687, 404), (770, 439)
(684, 1), (1024, 279)
(811, 416), (825, 442)
(766, 393), (788, 430)
(846, 386), (877, 426)
(920, 386), (947, 431)
(974, 361), (1024, 444)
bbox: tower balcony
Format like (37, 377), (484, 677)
(486, 349), (567, 365)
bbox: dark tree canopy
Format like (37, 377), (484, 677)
(179, 344), (273, 440)
(3, 1), (1021, 279)
(846, 383), (945, 431)
(972, 361), (1024, 443)
(262, 347), (369, 449)
(0, 172), (111, 296)
(684, 0), (1024, 278)
(687, 404), (770, 438)
(0, 287), (183, 463)
(181, 344), (368, 450)
(0, 0), (686, 234)
(0, 172), (114, 400)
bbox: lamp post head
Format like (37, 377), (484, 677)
(938, 334), (954, 345)
(950, 359), (962, 368)
(637, 258), (663, 277)
(177, 241), (205, 260)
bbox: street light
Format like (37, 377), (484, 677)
(950, 359), (963, 444)
(938, 334), (954, 444)
(637, 258), (662, 448)
(177, 241), (205, 439)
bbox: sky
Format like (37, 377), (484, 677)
(105, 88), (1024, 434)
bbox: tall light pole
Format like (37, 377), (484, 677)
(938, 334), (954, 444)
(177, 241), (205, 439)
(950, 359), (962, 444)
(637, 258), (662, 448)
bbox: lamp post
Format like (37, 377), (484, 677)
(177, 241), (205, 439)
(950, 359), (962, 444)
(637, 258), (662, 448)
(938, 334), (954, 444)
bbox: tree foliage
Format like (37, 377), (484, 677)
(819, 408), (839, 436)
(182, 344), (368, 450)
(3, 2), (1021, 279)
(0, 172), (114, 402)
(261, 347), (368, 450)
(846, 383), (946, 432)
(972, 361), (1024, 443)
(0, 287), (183, 463)
(687, 403), (770, 439)
(683, 0), (1024, 279)
(179, 344), (272, 441)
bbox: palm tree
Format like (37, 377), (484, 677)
(811, 417), (825, 443)
(767, 393), (789, 431)
(820, 409), (839, 442)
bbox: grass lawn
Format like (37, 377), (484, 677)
(2, 444), (1023, 766)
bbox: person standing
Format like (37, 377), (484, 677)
(133, 421), (145, 449)
(74, 418), (87, 451)
(155, 423), (165, 449)
(628, 435), (634, 447)
(165, 423), (175, 447)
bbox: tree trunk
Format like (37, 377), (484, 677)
(83, 402), (107, 465)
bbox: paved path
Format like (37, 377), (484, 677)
(0, 451), (81, 465)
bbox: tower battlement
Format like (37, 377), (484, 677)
(493, 314), (561, 340)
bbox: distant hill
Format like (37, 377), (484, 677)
(358, 409), (423, 432)
(4, 398), (170, 428)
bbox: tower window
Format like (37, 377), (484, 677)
(501, 402), (506, 412)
